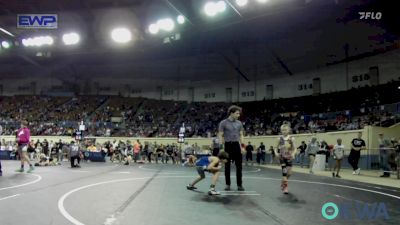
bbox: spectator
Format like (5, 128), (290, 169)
(348, 132), (366, 175)
(268, 145), (276, 165)
(15, 120), (34, 173)
(133, 140), (141, 163)
(332, 138), (345, 178)
(69, 141), (81, 168)
(245, 142), (254, 166)
(378, 133), (391, 177)
(306, 137), (319, 174)
(296, 141), (307, 167)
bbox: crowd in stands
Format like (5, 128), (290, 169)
(0, 138), (209, 167)
(182, 102), (230, 137)
(0, 80), (399, 137)
(130, 99), (187, 137)
(239, 81), (400, 136)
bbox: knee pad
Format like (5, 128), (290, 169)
(282, 167), (288, 176)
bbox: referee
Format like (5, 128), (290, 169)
(219, 105), (246, 191)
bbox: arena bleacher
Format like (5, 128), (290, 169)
(1, 80), (399, 137)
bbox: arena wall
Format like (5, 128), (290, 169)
(2, 125), (398, 169)
(2, 125), (398, 154)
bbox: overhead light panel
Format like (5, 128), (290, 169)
(149, 24), (159, 34)
(177, 15), (185, 24)
(216, 1), (227, 12)
(157, 18), (175, 32)
(236, 0), (248, 7)
(204, 2), (218, 17)
(22, 36), (53, 47)
(204, 1), (227, 17)
(149, 23), (160, 34)
(1, 41), (10, 49)
(62, 32), (80, 45)
(149, 18), (175, 35)
(111, 28), (132, 43)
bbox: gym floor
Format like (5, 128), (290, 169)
(0, 160), (399, 225)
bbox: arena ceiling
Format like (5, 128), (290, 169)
(0, 0), (398, 82)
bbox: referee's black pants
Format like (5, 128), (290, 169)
(212, 148), (220, 157)
(70, 156), (80, 168)
(224, 142), (243, 187)
(348, 149), (360, 171)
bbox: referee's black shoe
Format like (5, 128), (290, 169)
(238, 186), (245, 191)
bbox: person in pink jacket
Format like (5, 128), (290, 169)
(133, 140), (141, 163)
(15, 120), (34, 173)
